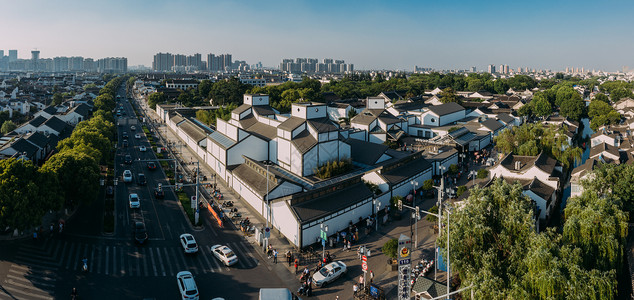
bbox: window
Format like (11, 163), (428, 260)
(430, 118), (436, 123)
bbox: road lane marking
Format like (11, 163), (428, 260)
(155, 248), (166, 276)
(105, 246), (110, 275)
(200, 247), (214, 273)
(141, 247), (149, 276)
(66, 242), (77, 270)
(120, 246), (126, 276)
(149, 246), (158, 276)
(163, 248), (174, 276)
(89, 244), (96, 272)
(2, 285), (53, 300)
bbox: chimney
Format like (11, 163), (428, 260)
(514, 161), (521, 170)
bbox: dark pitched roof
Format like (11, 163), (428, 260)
(242, 117), (278, 141)
(28, 115), (48, 127)
(291, 181), (373, 223)
(278, 116), (306, 131)
(70, 103), (91, 117)
(25, 132), (49, 148)
(589, 142), (620, 160)
(252, 105), (276, 117)
(347, 138), (389, 165)
(381, 156), (432, 185)
(232, 104), (252, 115)
(41, 116), (70, 134)
(480, 119), (504, 132)
(350, 109), (384, 126)
(4, 138), (39, 156)
(291, 130), (317, 154)
(526, 177), (556, 201)
(497, 113), (515, 124)
(232, 161), (294, 197)
(572, 157), (600, 178)
(412, 277), (448, 299)
(307, 118), (338, 133)
(178, 120), (207, 142)
(42, 106), (57, 114)
(427, 102), (465, 116)
(208, 131), (236, 149)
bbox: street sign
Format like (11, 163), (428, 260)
(362, 261), (368, 271)
(397, 234), (412, 300)
(264, 227), (270, 239)
(362, 255), (367, 262)
(320, 230), (327, 241)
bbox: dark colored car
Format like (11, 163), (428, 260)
(122, 139), (128, 148)
(154, 183), (165, 199)
(124, 154), (133, 164)
(147, 161), (157, 171)
(133, 221), (148, 244)
(138, 173), (147, 186)
(122, 132), (128, 139)
(106, 186), (114, 198)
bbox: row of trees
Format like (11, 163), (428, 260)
(195, 104), (238, 126)
(494, 123), (582, 167)
(440, 169), (629, 299)
(0, 77), (122, 231)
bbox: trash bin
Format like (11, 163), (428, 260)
(329, 237), (334, 248)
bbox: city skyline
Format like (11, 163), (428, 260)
(2, 0), (634, 72)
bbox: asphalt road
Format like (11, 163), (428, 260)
(0, 88), (288, 300)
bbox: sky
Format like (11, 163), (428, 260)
(2, 0), (634, 72)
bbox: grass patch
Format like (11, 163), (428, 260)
(177, 192), (200, 226)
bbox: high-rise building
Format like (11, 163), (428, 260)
(8, 50), (17, 62)
(470, 66), (476, 73)
(173, 54), (187, 67)
(31, 50), (40, 71)
(487, 64), (496, 74)
(186, 53), (202, 70)
(84, 58), (96, 72)
(152, 52), (173, 71)
(70, 56), (84, 71)
(97, 57), (127, 73)
(222, 54), (232, 71)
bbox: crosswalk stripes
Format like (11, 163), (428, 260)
(120, 246), (126, 276)
(135, 249), (142, 276)
(89, 244), (96, 272)
(163, 248), (174, 275)
(155, 248), (167, 276)
(105, 246), (110, 275)
(199, 247), (216, 273)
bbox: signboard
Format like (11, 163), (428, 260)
(320, 230), (327, 241)
(362, 261), (368, 271)
(398, 234), (412, 300)
(362, 255), (367, 262)
(264, 227), (270, 239)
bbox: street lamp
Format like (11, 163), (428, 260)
(373, 199), (381, 232)
(470, 170), (477, 187)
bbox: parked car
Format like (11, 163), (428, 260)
(133, 221), (148, 244)
(210, 245), (238, 266)
(179, 234), (198, 254)
(312, 261), (347, 287)
(123, 170), (133, 183)
(176, 271), (199, 300)
(138, 173), (147, 186)
(129, 193), (141, 209)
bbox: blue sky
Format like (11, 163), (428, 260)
(2, 0), (633, 71)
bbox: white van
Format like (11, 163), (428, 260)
(259, 288), (301, 300)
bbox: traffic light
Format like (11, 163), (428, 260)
(415, 207), (421, 220)
(398, 199), (403, 211)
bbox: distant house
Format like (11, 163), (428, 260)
(488, 152), (562, 223)
(570, 158), (600, 198)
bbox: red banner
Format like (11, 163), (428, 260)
(207, 204), (223, 227)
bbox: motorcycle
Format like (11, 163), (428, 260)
(71, 287), (78, 300)
(223, 201), (233, 207)
(82, 258), (88, 272)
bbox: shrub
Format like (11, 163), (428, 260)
(426, 205), (439, 222)
(314, 158), (353, 179)
(382, 238), (398, 260)
(476, 169), (489, 179)
(457, 185), (467, 197)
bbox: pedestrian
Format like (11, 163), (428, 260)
(347, 240), (351, 251)
(370, 270), (374, 283)
(294, 259), (299, 273)
(273, 249), (278, 264)
(343, 238), (348, 251)
(286, 251), (292, 266)
(353, 283), (359, 295)
(359, 275), (364, 286)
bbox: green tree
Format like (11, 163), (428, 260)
(209, 78), (250, 106)
(439, 87), (459, 104)
(559, 93), (585, 121)
(439, 179), (536, 299)
(593, 93), (610, 103)
(533, 94), (552, 118)
(1, 120), (17, 134)
(148, 92), (167, 109)
(381, 238), (398, 260)
(554, 86), (578, 107)
(42, 151), (100, 207)
(456, 185), (467, 197)
(476, 168), (489, 179)
(94, 94), (115, 112)
(198, 80), (213, 99)
(609, 88), (633, 102)
(422, 179), (434, 191)
(0, 159), (64, 230)
(52, 93), (64, 106)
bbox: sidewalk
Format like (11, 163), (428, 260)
(132, 96), (447, 299)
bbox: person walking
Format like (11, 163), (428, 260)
(286, 251), (292, 266)
(347, 240), (352, 251)
(353, 283), (359, 295)
(273, 249), (278, 264)
(370, 270), (374, 283)
(294, 259), (299, 273)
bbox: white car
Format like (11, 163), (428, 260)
(129, 193), (141, 209)
(180, 234), (198, 254)
(139, 145), (147, 152)
(210, 245), (238, 266)
(312, 261), (347, 287)
(123, 170), (133, 183)
(135, 133), (141, 139)
(176, 271), (199, 300)
(130, 125), (136, 131)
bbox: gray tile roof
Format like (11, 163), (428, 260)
(307, 118), (338, 133)
(25, 132), (48, 149)
(278, 116), (306, 131)
(178, 120), (207, 142)
(29, 116), (48, 127)
(427, 102), (465, 116)
(381, 156), (432, 185)
(291, 130), (317, 154)
(291, 181), (373, 223)
(252, 105), (276, 116)
(41, 116), (70, 134)
(232, 104), (252, 115)
(589, 142), (620, 160)
(480, 119), (504, 132)
(346, 138), (389, 165)
(412, 277), (448, 298)
(497, 113), (515, 124)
